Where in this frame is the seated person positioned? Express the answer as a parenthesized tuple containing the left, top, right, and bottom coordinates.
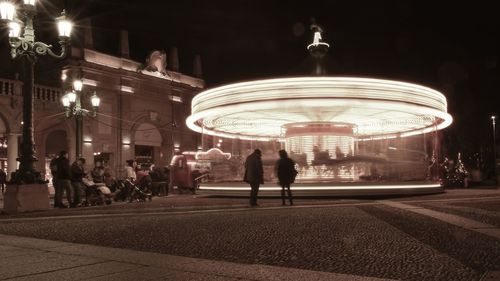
(135, 165, 152, 189)
(91, 166, 105, 183)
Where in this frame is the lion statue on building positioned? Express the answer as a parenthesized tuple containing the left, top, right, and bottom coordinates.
(140, 50, 168, 76)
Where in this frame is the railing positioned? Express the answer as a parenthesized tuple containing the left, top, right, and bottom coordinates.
(33, 84, 62, 103)
(0, 78, 62, 103)
(0, 79, 15, 96)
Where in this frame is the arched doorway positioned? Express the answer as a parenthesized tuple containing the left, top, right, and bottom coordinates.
(134, 123, 162, 169)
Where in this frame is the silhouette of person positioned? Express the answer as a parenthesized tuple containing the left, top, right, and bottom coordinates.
(70, 157, 86, 207)
(54, 150, 73, 208)
(275, 150, 297, 206)
(0, 168, 6, 194)
(244, 149, 264, 207)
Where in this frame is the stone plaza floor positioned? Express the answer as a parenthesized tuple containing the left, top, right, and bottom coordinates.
(0, 188, 500, 280)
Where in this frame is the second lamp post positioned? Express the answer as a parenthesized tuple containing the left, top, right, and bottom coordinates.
(62, 79, 100, 159)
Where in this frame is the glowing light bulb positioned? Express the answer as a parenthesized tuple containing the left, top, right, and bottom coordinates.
(0, 2, 16, 21)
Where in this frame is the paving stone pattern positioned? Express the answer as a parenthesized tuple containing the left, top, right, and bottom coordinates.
(412, 201, 500, 227)
(361, 204, 500, 280)
(1, 204, 498, 280)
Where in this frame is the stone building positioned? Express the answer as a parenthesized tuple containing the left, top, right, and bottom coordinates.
(0, 28, 204, 180)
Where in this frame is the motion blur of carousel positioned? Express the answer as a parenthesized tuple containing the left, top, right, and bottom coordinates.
(182, 22, 452, 196)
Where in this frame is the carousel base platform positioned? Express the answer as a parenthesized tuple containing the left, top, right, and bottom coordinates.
(197, 181, 443, 197)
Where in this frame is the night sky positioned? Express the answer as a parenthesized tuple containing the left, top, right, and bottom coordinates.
(1, 0, 499, 161)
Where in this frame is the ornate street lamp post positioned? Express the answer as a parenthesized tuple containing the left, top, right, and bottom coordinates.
(61, 79, 100, 159)
(1, 0, 72, 184)
(492, 115, 497, 185)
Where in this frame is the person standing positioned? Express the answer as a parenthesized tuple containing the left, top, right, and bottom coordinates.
(244, 149, 264, 207)
(275, 150, 297, 206)
(0, 168, 6, 194)
(70, 158, 86, 207)
(54, 151, 73, 208)
(124, 160, 137, 182)
(49, 155, 60, 208)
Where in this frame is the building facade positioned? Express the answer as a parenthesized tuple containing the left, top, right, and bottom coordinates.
(0, 30, 204, 180)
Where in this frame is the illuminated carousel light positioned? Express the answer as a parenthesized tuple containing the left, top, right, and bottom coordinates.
(187, 76, 451, 195)
(185, 20, 453, 195)
(187, 77, 452, 141)
(199, 183, 442, 191)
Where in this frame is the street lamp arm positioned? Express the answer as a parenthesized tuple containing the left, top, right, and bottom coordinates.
(89, 109, 97, 117)
(8, 39, 23, 59)
(9, 38, 68, 60)
(33, 40, 68, 59)
(65, 107, 97, 118)
(76, 108, 93, 117)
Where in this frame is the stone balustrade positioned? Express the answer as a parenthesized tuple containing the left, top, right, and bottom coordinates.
(0, 78, 15, 96)
(0, 78, 62, 103)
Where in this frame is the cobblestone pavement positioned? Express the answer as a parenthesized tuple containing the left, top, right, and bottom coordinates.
(1, 187, 499, 219)
(1, 189, 500, 280)
(0, 194, 371, 219)
(0, 234, 389, 281)
(360, 204, 500, 280)
(412, 199, 500, 227)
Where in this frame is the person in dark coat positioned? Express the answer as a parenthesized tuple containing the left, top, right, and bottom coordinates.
(54, 150, 73, 208)
(70, 158, 86, 207)
(0, 168, 6, 194)
(244, 149, 264, 206)
(275, 150, 297, 206)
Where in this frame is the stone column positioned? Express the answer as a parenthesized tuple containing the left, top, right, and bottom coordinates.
(119, 30, 130, 59)
(7, 133, 19, 181)
(169, 47, 179, 72)
(193, 55, 202, 78)
(82, 18, 94, 49)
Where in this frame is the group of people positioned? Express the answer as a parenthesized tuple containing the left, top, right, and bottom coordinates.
(50, 151, 82, 208)
(47, 148, 295, 208)
(124, 159, 169, 196)
(50, 150, 117, 208)
(244, 149, 298, 207)
(49, 151, 171, 208)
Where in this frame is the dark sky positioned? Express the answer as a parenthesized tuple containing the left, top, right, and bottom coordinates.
(1, 0, 499, 158)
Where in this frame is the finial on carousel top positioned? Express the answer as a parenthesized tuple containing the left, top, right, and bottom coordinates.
(307, 18, 330, 51)
(307, 18, 330, 75)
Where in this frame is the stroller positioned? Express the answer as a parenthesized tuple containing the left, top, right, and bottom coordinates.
(123, 176, 153, 203)
(109, 179, 130, 202)
(82, 178, 113, 206)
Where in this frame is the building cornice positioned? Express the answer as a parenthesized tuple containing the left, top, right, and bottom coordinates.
(72, 48, 204, 89)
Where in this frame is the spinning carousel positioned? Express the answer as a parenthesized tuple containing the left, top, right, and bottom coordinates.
(186, 25, 452, 196)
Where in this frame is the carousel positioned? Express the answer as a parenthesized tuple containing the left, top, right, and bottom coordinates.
(186, 25, 452, 196)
